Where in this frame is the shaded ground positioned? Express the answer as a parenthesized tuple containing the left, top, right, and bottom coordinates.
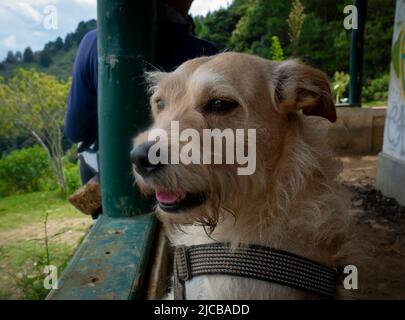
(0, 217, 90, 247)
(339, 156, 405, 299)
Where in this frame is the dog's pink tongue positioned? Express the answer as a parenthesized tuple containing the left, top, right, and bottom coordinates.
(155, 190, 183, 205)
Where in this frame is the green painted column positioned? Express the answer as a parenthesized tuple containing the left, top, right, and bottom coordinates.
(98, 0, 156, 217)
(349, 0, 368, 106)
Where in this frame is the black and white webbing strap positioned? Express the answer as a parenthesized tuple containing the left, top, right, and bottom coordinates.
(173, 243, 338, 299)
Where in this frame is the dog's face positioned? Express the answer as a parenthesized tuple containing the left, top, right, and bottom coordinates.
(131, 52, 335, 226)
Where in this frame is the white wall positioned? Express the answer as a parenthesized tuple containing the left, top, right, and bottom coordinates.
(383, 0, 405, 161)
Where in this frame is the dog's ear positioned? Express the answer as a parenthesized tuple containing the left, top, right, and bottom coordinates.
(144, 71, 168, 94)
(272, 60, 336, 123)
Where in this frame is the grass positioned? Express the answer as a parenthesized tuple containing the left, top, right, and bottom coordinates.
(0, 190, 81, 231)
(0, 190, 90, 299)
(0, 241, 74, 299)
(362, 101, 387, 107)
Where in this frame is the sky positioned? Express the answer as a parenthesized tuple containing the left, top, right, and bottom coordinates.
(0, 0, 231, 61)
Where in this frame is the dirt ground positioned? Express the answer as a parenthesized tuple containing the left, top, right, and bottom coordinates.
(339, 156, 405, 299)
(0, 217, 91, 247)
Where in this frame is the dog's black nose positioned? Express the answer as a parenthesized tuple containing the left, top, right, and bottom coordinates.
(130, 141, 162, 176)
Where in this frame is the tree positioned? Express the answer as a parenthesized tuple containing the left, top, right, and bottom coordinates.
(195, 0, 249, 51)
(75, 19, 97, 44)
(6, 51, 16, 64)
(64, 33, 75, 51)
(15, 51, 23, 62)
(23, 47, 34, 63)
(39, 50, 52, 67)
(54, 37, 64, 51)
(189, 0, 394, 81)
(230, 0, 273, 52)
(287, 0, 306, 56)
(0, 70, 71, 195)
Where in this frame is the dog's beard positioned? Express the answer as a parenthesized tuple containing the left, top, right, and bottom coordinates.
(133, 162, 245, 233)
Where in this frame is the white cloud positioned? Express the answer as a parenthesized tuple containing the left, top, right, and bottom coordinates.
(20, 0, 58, 5)
(1, 35, 17, 49)
(16, 2, 42, 23)
(73, 0, 96, 7)
(0, 0, 97, 59)
(190, 0, 231, 16)
(0, 1, 42, 24)
(32, 31, 46, 37)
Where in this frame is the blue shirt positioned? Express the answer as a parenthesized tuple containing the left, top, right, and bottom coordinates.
(64, 27, 218, 146)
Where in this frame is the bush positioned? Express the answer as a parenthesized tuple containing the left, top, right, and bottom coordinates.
(65, 144, 78, 164)
(0, 145, 53, 197)
(333, 71, 350, 104)
(64, 164, 81, 195)
(362, 74, 390, 103)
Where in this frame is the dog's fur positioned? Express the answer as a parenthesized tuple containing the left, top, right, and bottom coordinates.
(133, 52, 361, 299)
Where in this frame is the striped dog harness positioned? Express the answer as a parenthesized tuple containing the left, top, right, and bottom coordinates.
(173, 243, 339, 299)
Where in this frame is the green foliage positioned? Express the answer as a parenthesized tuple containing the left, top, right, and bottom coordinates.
(1, 68, 70, 134)
(362, 74, 390, 103)
(251, 35, 285, 60)
(196, 0, 393, 82)
(333, 71, 350, 104)
(15, 51, 22, 62)
(11, 248, 52, 300)
(0, 19, 96, 80)
(0, 145, 52, 197)
(0, 69, 71, 195)
(65, 144, 78, 164)
(23, 47, 34, 63)
(363, 0, 395, 80)
(64, 164, 81, 195)
(0, 190, 83, 230)
(270, 36, 284, 61)
(287, 0, 306, 56)
(64, 34, 75, 51)
(54, 37, 64, 51)
(230, 0, 291, 54)
(39, 50, 52, 67)
(1, 238, 76, 299)
(6, 51, 16, 64)
(195, 0, 249, 51)
(0, 190, 89, 299)
(75, 20, 96, 45)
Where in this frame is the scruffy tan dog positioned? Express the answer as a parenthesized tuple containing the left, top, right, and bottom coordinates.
(131, 52, 358, 299)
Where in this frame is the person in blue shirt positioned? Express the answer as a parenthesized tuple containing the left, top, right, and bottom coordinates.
(64, 0, 218, 206)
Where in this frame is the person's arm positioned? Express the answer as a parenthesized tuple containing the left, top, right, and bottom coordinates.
(64, 30, 98, 144)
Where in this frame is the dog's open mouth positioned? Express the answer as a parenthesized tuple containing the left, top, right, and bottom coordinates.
(155, 189, 206, 213)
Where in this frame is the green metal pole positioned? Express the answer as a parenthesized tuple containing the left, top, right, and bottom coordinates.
(349, 0, 368, 106)
(98, 0, 155, 217)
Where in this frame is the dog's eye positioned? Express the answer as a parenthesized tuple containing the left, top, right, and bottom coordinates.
(155, 98, 165, 112)
(204, 99, 238, 114)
